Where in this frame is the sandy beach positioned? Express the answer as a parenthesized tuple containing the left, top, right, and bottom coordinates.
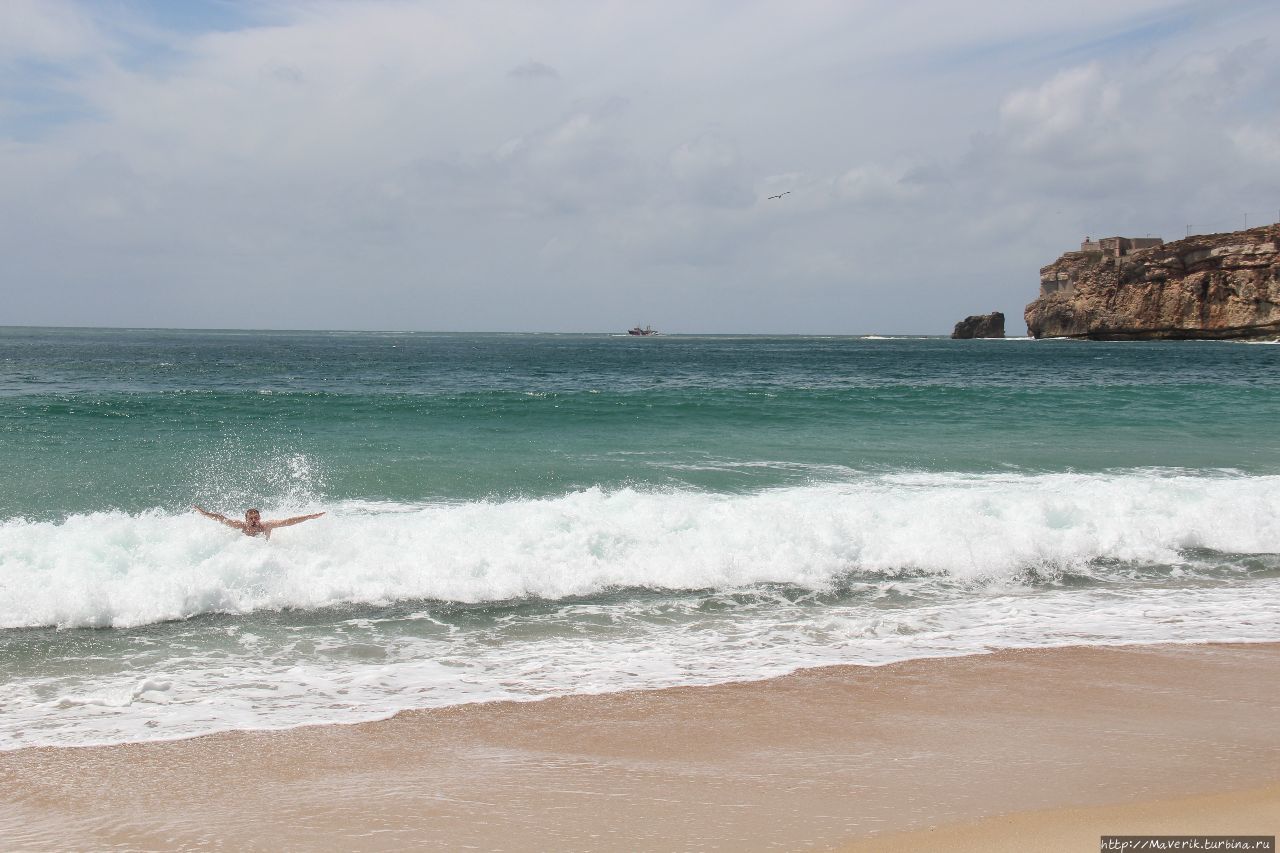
(2, 642, 1277, 851)
(840, 782, 1280, 852)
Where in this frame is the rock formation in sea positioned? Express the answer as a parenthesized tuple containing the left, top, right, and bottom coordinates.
(951, 312, 1005, 339)
(1025, 225, 1280, 339)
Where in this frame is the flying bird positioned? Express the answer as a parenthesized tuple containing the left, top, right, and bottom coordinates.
(767, 191, 792, 200)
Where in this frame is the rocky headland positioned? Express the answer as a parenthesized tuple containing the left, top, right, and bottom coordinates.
(1025, 225, 1280, 339)
(952, 312, 1005, 339)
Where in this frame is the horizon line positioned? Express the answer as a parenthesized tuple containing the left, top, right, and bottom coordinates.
(0, 323, 973, 337)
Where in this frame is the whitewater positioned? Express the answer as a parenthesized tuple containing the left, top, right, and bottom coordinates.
(3, 470, 1279, 750)
(4, 471, 1280, 630)
(3, 329, 1279, 750)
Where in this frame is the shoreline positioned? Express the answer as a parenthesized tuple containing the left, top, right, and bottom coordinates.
(3, 641, 1278, 850)
(7, 637, 1279, 755)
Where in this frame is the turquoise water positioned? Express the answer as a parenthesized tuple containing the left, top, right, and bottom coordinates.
(2, 328, 1279, 748)
(5, 328, 1280, 518)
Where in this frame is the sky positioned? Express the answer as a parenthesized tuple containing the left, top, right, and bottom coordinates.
(1, 0, 1278, 334)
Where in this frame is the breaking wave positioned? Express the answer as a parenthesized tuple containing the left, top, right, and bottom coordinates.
(3, 470, 1279, 629)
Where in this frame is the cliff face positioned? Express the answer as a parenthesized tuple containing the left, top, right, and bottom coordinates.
(1025, 225, 1280, 339)
(952, 312, 1005, 339)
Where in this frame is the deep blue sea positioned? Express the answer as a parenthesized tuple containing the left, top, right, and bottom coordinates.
(2, 328, 1279, 748)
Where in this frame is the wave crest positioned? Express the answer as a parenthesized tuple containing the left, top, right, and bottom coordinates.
(2, 471, 1278, 629)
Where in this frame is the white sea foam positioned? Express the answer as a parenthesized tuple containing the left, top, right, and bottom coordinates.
(3, 580, 1278, 751)
(4, 470, 1280, 750)
(2, 471, 1279, 630)
(54, 679, 173, 709)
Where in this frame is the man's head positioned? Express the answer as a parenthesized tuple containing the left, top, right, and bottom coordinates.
(245, 508, 262, 524)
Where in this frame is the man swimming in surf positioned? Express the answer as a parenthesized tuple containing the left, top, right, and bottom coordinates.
(193, 506, 325, 540)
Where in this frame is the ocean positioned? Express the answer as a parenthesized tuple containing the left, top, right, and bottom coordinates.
(2, 327, 1279, 750)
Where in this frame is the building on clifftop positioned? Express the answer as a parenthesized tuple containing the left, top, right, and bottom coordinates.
(1039, 235, 1164, 297)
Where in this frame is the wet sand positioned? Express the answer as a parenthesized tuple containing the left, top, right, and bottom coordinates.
(2, 643, 1278, 851)
(839, 782, 1280, 852)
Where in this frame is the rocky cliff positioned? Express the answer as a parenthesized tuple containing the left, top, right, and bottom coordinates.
(1025, 225, 1280, 339)
(952, 312, 1005, 339)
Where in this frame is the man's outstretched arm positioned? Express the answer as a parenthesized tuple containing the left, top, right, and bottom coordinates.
(193, 506, 242, 529)
(266, 511, 326, 530)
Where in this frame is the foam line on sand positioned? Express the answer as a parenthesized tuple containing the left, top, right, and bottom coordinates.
(1, 643, 1277, 851)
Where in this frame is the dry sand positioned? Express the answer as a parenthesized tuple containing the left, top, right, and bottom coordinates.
(2, 643, 1277, 851)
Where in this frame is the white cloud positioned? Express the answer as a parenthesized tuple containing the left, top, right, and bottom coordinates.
(1232, 123, 1280, 166)
(834, 163, 925, 205)
(999, 64, 1119, 156)
(0, 0, 105, 63)
(1, 1, 1278, 332)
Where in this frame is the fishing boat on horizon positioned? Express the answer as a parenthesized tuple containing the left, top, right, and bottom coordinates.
(627, 324, 658, 336)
